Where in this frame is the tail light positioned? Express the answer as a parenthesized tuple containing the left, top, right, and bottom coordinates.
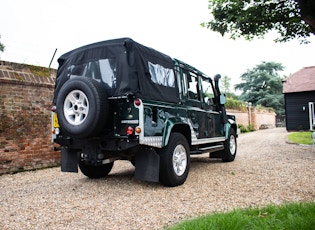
(126, 126, 134, 135)
(134, 99, 141, 106)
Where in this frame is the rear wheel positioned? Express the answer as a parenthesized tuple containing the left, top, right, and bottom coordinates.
(158, 133, 190, 187)
(79, 161, 114, 179)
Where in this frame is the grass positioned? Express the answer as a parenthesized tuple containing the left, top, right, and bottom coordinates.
(24, 64, 51, 77)
(166, 202, 315, 230)
(288, 131, 314, 145)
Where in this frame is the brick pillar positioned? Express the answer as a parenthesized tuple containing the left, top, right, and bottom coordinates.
(251, 107, 257, 129)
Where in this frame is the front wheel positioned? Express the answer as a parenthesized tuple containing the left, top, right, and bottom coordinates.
(222, 128, 237, 162)
(157, 133, 190, 187)
(79, 161, 114, 179)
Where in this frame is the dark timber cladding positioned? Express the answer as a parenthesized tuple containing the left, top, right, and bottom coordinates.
(283, 66, 315, 131)
(285, 91, 315, 130)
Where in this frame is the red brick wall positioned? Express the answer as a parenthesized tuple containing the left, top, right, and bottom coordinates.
(227, 108, 276, 130)
(0, 62, 60, 174)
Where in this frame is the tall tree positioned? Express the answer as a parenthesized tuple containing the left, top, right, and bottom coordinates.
(0, 34, 5, 52)
(202, 0, 315, 43)
(235, 62, 285, 115)
(220, 75, 239, 99)
(220, 75, 231, 93)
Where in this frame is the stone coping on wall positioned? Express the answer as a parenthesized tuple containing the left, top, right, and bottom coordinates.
(227, 108, 276, 115)
(0, 60, 56, 88)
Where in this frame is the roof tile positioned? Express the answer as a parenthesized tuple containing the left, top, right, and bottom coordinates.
(283, 66, 315, 93)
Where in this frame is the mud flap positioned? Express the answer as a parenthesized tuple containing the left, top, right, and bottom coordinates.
(134, 149, 160, 182)
(61, 148, 78, 172)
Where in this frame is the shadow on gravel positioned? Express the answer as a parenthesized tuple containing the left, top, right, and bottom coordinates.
(78, 168, 135, 182)
(191, 156, 223, 163)
(75, 156, 225, 187)
(189, 156, 224, 169)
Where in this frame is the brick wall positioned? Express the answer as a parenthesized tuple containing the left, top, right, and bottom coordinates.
(251, 108, 276, 129)
(0, 61, 60, 174)
(227, 108, 276, 130)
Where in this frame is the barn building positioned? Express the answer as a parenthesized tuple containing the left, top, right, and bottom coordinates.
(283, 66, 315, 131)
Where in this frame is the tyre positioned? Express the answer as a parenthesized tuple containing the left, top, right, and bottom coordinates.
(158, 133, 190, 187)
(79, 161, 114, 179)
(221, 128, 237, 162)
(56, 77, 108, 138)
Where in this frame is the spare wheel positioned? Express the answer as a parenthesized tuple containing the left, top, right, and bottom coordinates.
(56, 77, 108, 138)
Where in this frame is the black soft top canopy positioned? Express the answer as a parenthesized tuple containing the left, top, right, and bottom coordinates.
(54, 38, 179, 103)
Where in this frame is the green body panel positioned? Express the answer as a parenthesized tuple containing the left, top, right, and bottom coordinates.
(162, 117, 186, 147)
(107, 95, 234, 148)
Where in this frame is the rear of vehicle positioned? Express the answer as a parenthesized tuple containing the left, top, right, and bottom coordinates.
(51, 38, 237, 187)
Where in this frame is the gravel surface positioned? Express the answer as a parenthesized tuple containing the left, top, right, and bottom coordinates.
(0, 128, 314, 229)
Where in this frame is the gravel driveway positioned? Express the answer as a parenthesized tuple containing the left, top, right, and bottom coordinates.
(0, 128, 314, 229)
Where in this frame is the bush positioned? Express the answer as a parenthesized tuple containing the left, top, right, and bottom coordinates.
(238, 124, 255, 133)
(256, 104, 275, 113)
(226, 97, 247, 111)
(238, 124, 248, 133)
(248, 124, 255, 132)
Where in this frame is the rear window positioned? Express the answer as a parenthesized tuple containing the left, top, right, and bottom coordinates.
(67, 58, 117, 89)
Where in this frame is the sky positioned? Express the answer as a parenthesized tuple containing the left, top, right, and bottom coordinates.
(1, 0, 315, 89)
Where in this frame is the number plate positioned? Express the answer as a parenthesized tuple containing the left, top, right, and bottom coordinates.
(53, 113, 60, 128)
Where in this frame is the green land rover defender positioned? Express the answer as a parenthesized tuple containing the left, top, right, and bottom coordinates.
(51, 38, 237, 187)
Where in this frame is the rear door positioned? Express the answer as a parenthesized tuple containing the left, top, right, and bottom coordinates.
(184, 71, 206, 138)
(200, 76, 223, 138)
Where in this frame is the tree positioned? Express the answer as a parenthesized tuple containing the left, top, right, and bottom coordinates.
(220, 75, 231, 93)
(0, 34, 5, 52)
(220, 75, 239, 100)
(202, 0, 315, 43)
(235, 61, 285, 115)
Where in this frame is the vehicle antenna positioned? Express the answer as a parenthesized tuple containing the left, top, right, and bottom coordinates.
(49, 48, 58, 68)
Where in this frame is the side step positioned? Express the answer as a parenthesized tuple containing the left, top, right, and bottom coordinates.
(191, 144, 224, 154)
(199, 144, 224, 152)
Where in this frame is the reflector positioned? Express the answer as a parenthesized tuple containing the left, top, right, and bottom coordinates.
(135, 127, 141, 134)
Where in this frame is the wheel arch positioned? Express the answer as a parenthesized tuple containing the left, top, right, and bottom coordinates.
(162, 119, 191, 147)
(228, 118, 238, 137)
(231, 123, 237, 137)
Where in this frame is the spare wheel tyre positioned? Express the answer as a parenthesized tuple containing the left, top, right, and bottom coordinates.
(56, 77, 108, 138)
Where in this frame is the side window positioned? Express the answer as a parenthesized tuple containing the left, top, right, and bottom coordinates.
(187, 73, 199, 100)
(175, 69, 183, 98)
(201, 77, 215, 105)
(182, 72, 188, 96)
(148, 62, 175, 88)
